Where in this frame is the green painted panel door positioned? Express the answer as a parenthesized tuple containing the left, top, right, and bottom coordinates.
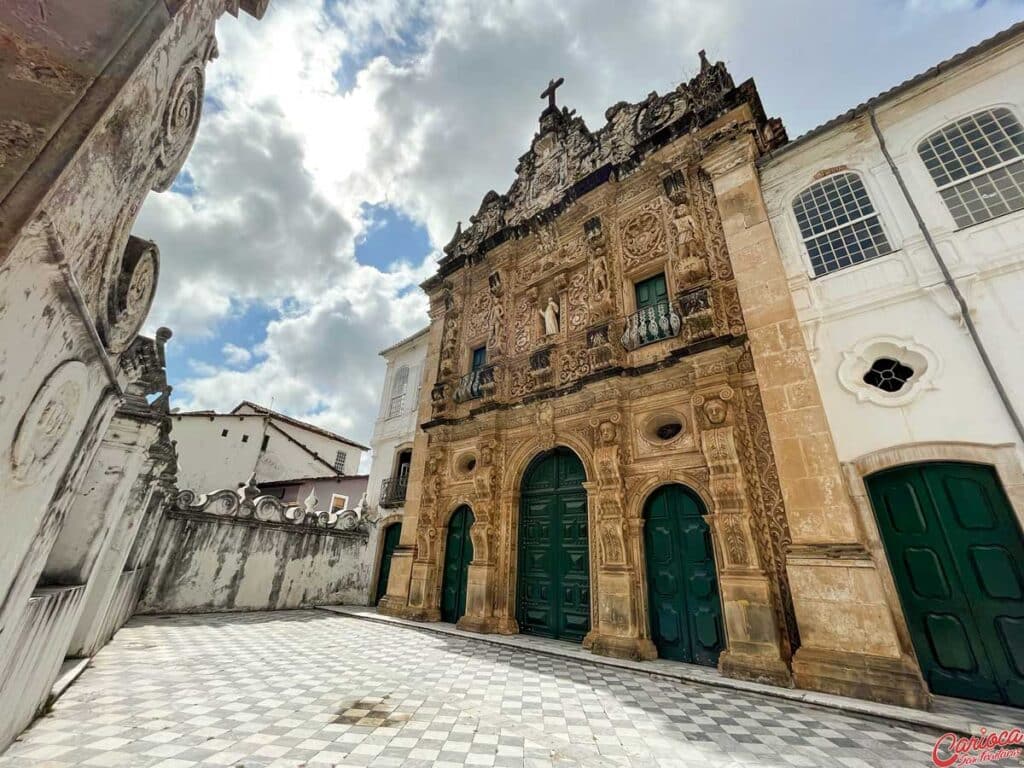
(867, 462, 1024, 706)
(375, 523, 402, 605)
(643, 485, 724, 665)
(517, 448, 590, 642)
(440, 506, 474, 623)
(634, 273, 668, 310)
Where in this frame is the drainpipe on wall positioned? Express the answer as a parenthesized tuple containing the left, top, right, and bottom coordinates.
(867, 109, 1024, 446)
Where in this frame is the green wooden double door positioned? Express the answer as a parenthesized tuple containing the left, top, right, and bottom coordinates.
(374, 523, 402, 605)
(867, 462, 1024, 706)
(440, 506, 474, 623)
(517, 449, 591, 642)
(643, 485, 724, 665)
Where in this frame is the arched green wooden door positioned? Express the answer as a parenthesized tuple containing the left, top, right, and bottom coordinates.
(517, 448, 590, 641)
(440, 506, 474, 623)
(643, 485, 724, 666)
(867, 462, 1024, 706)
(375, 523, 402, 605)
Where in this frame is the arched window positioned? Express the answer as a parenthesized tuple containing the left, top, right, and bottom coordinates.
(387, 366, 409, 418)
(917, 107, 1024, 228)
(792, 172, 892, 276)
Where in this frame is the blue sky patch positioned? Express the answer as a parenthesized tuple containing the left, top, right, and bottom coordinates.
(165, 301, 280, 393)
(354, 203, 432, 270)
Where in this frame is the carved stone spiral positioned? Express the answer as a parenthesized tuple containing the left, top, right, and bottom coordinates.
(152, 57, 205, 192)
(104, 236, 159, 354)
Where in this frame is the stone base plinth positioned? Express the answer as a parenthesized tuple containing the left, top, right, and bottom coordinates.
(375, 596, 405, 617)
(792, 646, 929, 709)
(587, 632, 658, 661)
(456, 615, 506, 634)
(719, 648, 793, 687)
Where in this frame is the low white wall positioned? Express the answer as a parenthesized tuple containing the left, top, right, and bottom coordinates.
(137, 488, 377, 613)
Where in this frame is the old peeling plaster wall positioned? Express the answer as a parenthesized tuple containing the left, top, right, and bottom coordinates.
(137, 515, 375, 613)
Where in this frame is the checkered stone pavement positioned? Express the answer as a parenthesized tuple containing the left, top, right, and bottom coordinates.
(0, 610, 962, 767)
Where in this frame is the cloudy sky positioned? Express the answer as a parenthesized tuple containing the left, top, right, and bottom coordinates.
(140, 0, 1023, 469)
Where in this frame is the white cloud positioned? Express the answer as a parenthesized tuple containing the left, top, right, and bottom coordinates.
(140, 0, 1024, 452)
(222, 343, 253, 367)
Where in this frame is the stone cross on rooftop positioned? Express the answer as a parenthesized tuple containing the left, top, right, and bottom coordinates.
(540, 77, 565, 110)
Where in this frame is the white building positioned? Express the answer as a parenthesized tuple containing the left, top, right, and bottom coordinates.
(364, 328, 429, 604)
(172, 401, 368, 493)
(759, 22, 1024, 707)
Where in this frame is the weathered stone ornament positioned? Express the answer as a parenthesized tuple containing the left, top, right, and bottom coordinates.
(11, 360, 89, 484)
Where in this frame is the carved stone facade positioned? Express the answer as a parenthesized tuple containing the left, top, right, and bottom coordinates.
(0, 0, 267, 749)
(381, 55, 799, 686)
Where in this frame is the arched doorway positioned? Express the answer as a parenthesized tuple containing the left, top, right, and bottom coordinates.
(440, 506, 474, 623)
(375, 522, 402, 605)
(516, 447, 590, 642)
(867, 462, 1024, 706)
(643, 484, 724, 666)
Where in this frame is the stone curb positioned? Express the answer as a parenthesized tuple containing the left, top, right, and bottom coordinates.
(318, 605, 1010, 738)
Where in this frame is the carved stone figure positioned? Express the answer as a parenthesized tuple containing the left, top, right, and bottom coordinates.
(540, 296, 560, 336)
(489, 300, 505, 353)
(704, 397, 728, 425)
(591, 254, 609, 299)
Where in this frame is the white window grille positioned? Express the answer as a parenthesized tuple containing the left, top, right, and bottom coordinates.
(792, 172, 892, 276)
(334, 450, 346, 474)
(918, 107, 1024, 228)
(387, 366, 409, 418)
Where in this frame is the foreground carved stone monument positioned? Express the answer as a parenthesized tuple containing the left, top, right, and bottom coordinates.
(0, 0, 267, 749)
(381, 53, 928, 707)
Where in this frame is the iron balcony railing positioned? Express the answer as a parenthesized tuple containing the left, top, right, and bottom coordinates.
(379, 475, 408, 508)
(620, 299, 682, 350)
(453, 364, 495, 403)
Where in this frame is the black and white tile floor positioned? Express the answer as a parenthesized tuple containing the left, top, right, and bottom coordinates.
(0, 610, 1007, 767)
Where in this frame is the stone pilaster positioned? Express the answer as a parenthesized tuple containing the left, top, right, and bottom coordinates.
(692, 370, 792, 686)
(702, 135, 927, 707)
(584, 417, 657, 661)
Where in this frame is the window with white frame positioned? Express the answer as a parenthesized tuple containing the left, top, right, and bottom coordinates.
(329, 494, 349, 513)
(387, 366, 409, 418)
(917, 107, 1024, 228)
(334, 450, 346, 473)
(792, 172, 893, 277)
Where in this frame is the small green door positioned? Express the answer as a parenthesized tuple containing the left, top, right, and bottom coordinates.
(867, 462, 1024, 706)
(440, 506, 474, 623)
(517, 448, 590, 642)
(634, 273, 668, 310)
(375, 523, 402, 605)
(643, 485, 724, 665)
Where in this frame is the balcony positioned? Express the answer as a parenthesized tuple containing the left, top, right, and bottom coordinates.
(620, 300, 682, 350)
(453, 364, 495, 403)
(379, 475, 408, 508)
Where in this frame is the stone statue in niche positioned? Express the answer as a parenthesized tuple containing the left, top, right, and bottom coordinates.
(489, 300, 505, 353)
(672, 201, 710, 285)
(540, 296, 560, 336)
(664, 172, 710, 287)
(439, 314, 458, 376)
(591, 254, 609, 299)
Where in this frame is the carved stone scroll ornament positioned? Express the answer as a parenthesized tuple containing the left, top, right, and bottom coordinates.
(173, 476, 375, 533)
(103, 236, 159, 354)
(152, 42, 217, 192)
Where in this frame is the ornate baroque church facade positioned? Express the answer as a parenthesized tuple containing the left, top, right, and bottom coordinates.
(380, 54, 928, 706)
